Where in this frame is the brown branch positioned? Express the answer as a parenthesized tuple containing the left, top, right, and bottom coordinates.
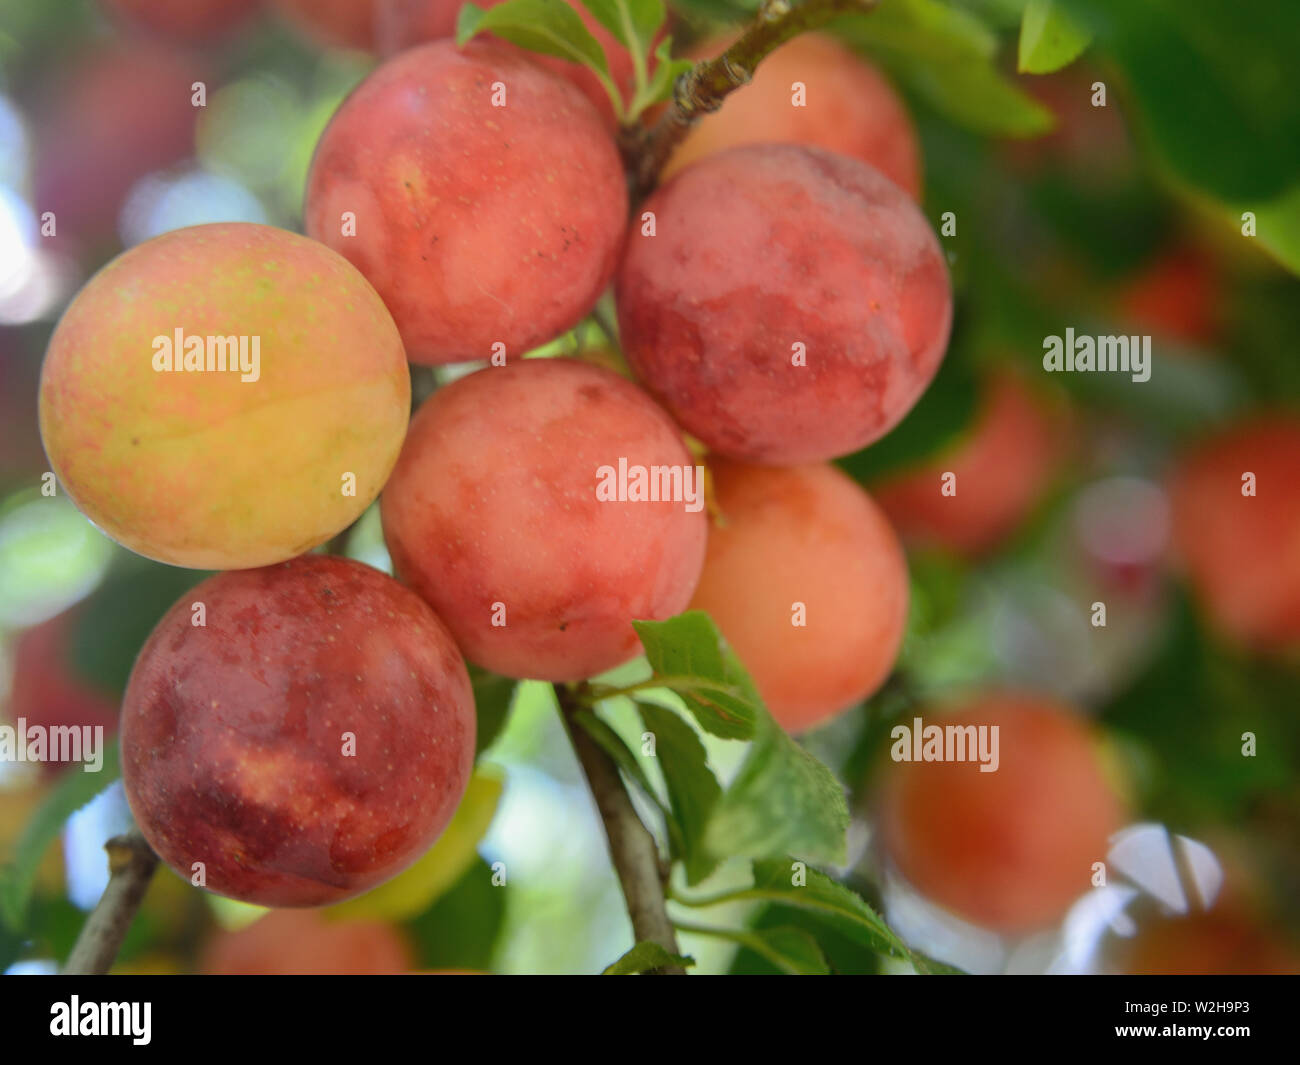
(62, 829, 159, 975)
(623, 0, 881, 198)
(554, 683, 685, 974)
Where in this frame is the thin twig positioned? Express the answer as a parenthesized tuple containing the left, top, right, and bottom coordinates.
(623, 0, 880, 198)
(63, 829, 159, 975)
(554, 683, 685, 974)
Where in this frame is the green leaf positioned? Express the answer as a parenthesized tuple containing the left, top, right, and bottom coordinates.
(633, 613, 848, 868)
(468, 665, 516, 757)
(748, 859, 914, 963)
(1231, 185, 1300, 279)
(1018, 0, 1091, 73)
(633, 36, 694, 112)
(834, 0, 1054, 137)
(602, 940, 695, 974)
(632, 613, 758, 739)
(635, 701, 721, 884)
(1057, 0, 1300, 200)
(579, 0, 662, 55)
(728, 903, 883, 974)
(718, 924, 830, 974)
(456, 0, 622, 118)
(0, 744, 121, 929)
(404, 856, 507, 972)
(705, 729, 848, 867)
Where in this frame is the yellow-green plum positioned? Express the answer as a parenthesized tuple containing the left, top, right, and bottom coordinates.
(39, 222, 409, 569)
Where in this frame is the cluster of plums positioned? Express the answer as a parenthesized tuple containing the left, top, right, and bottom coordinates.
(30, 0, 1300, 951)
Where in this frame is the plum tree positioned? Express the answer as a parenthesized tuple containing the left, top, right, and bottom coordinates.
(98, 0, 262, 43)
(663, 34, 921, 197)
(304, 40, 627, 365)
(202, 910, 414, 974)
(688, 460, 908, 733)
(876, 692, 1123, 933)
(617, 144, 951, 465)
(375, 0, 641, 127)
(272, 0, 377, 50)
(33, 42, 204, 245)
(871, 371, 1066, 558)
(381, 358, 707, 681)
(38, 222, 409, 570)
(121, 555, 475, 907)
(1168, 414, 1300, 654)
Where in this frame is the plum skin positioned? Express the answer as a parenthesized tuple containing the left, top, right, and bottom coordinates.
(98, 0, 261, 43)
(688, 460, 908, 733)
(381, 358, 707, 681)
(872, 371, 1066, 558)
(38, 222, 409, 570)
(1168, 415, 1300, 653)
(120, 556, 475, 908)
(202, 910, 414, 974)
(304, 40, 628, 365)
(617, 143, 952, 465)
(876, 693, 1123, 933)
(664, 33, 922, 198)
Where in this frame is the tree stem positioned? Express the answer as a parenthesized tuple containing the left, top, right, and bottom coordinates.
(63, 829, 159, 975)
(624, 0, 880, 198)
(554, 683, 685, 974)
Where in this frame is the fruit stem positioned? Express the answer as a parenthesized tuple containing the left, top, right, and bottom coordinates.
(62, 828, 159, 975)
(554, 682, 686, 973)
(624, 0, 881, 198)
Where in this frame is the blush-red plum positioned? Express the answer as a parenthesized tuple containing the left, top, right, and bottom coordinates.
(304, 40, 627, 365)
(120, 556, 475, 907)
(381, 358, 707, 680)
(617, 144, 952, 465)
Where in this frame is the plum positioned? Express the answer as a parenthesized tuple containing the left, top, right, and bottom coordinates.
(381, 357, 707, 680)
(39, 222, 409, 570)
(120, 555, 475, 907)
(617, 144, 951, 465)
(304, 40, 627, 365)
